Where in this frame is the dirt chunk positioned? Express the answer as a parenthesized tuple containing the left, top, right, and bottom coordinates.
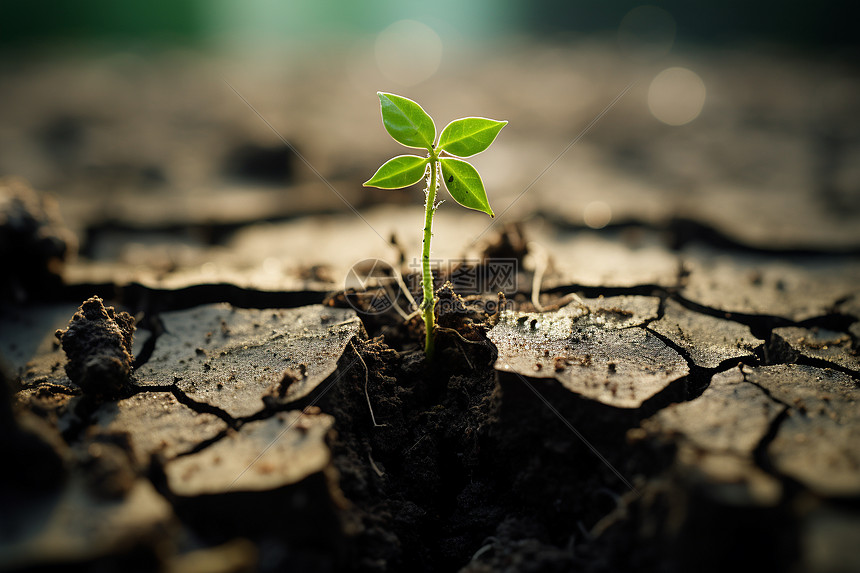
(163, 409, 343, 553)
(435, 282, 468, 327)
(638, 367, 783, 505)
(91, 392, 227, 466)
(649, 298, 763, 368)
(489, 304, 688, 409)
(55, 297, 135, 399)
(136, 304, 360, 418)
(771, 326, 859, 372)
(0, 177, 76, 300)
(743, 364, 860, 497)
(165, 409, 334, 495)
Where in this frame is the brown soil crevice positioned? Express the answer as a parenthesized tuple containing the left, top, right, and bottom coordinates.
(167, 385, 238, 427)
(643, 324, 760, 399)
(131, 312, 163, 370)
(737, 366, 804, 491)
(541, 284, 853, 344)
(764, 331, 860, 379)
(749, 406, 803, 497)
(55, 282, 328, 314)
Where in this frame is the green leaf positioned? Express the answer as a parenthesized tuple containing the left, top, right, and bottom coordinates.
(377, 92, 436, 150)
(438, 117, 507, 157)
(440, 158, 494, 217)
(363, 155, 429, 189)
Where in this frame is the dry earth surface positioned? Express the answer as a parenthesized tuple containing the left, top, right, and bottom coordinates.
(1, 43, 859, 572)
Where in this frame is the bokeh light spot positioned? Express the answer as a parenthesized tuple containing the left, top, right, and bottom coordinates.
(648, 67, 706, 126)
(583, 201, 612, 229)
(375, 20, 442, 87)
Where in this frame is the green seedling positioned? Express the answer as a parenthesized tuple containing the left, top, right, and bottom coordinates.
(364, 92, 507, 359)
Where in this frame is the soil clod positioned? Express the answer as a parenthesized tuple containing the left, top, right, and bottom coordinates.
(55, 296, 136, 400)
(0, 177, 76, 301)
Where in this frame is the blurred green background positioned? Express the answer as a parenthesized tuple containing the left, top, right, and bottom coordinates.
(1, 0, 855, 53)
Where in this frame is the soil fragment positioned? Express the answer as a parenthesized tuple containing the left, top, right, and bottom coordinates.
(136, 304, 361, 418)
(488, 301, 687, 408)
(91, 392, 228, 465)
(743, 364, 860, 497)
(55, 296, 135, 400)
(771, 326, 859, 372)
(0, 177, 76, 300)
(165, 409, 334, 495)
(649, 299, 763, 368)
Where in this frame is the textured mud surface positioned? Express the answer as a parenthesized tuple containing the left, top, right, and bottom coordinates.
(1, 44, 859, 572)
(489, 297, 689, 408)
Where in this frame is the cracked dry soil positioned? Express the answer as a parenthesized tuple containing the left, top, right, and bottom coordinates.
(3, 230, 859, 572)
(2, 46, 860, 573)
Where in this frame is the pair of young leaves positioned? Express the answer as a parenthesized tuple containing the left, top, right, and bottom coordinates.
(363, 92, 506, 218)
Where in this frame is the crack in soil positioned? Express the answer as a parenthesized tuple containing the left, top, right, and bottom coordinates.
(53, 282, 328, 314)
(764, 331, 860, 380)
(166, 385, 238, 427)
(8, 275, 858, 571)
(131, 313, 163, 369)
(544, 284, 856, 347)
(737, 366, 811, 496)
(323, 282, 857, 568)
(645, 324, 759, 401)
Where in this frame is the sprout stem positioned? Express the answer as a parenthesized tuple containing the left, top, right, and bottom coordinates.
(422, 150, 439, 359)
